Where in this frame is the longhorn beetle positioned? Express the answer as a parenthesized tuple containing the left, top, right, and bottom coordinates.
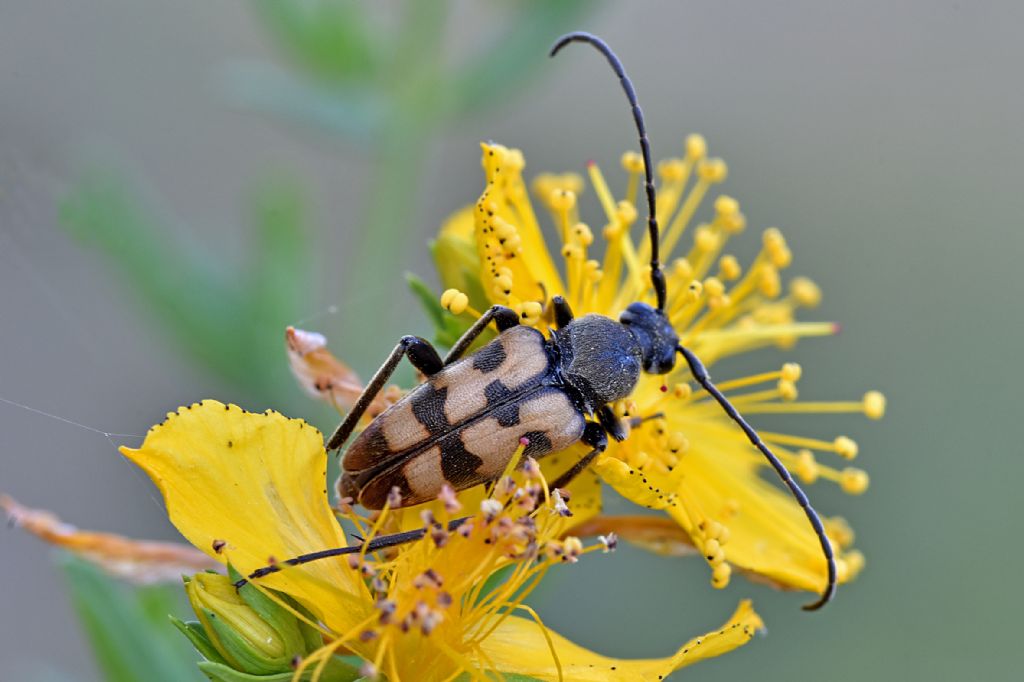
(240, 31, 837, 610)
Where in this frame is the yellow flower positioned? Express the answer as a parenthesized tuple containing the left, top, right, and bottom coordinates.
(432, 140, 883, 599)
(121, 400, 764, 681)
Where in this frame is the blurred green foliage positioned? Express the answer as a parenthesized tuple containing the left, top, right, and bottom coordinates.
(58, 554, 203, 682)
(59, 0, 593, 408)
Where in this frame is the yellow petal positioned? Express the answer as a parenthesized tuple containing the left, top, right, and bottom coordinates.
(665, 421, 841, 593)
(0, 494, 217, 584)
(478, 601, 763, 681)
(120, 400, 369, 632)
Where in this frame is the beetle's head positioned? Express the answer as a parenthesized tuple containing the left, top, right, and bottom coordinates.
(619, 302, 679, 374)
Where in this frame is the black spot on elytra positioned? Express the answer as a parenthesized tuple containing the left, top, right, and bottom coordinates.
(484, 379, 514, 406)
(439, 434, 485, 486)
(492, 402, 520, 428)
(472, 340, 506, 373)
(520, 430, 552, 458)
(411, 384, 451, 436)
(362, 426, 391, 458)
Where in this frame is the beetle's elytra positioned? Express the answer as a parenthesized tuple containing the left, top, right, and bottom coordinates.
(340, 325, 585, 509)
(240, 31, 838, 611)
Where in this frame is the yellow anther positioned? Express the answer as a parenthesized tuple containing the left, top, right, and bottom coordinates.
(763, 227, 785, 250)
(563, 536, 584, 556)
(502, 234, 522, 252)
(863, 391, 886, 419)
(621, 150, 645, 173)
(440, 289, 469, 315)
(703, 276, 725, 298)
(770, 244, 792, 269)
(625, 399, 638, 415)
(686, 279, 703, 302)
(719, 254, 741, 280)
(703, 538, 721, 561)
(708, 294, 731, 311)
(714, 195, 739, 217)
(672, 383, 692, 400)
(834, 436, 859, 460)
(721, 211, 747, 233)
(506, 148, 525, 172)
(795, 449, 818, 484)
(758, 265, 781, 298)
(630, 450, 650, 470)
(703, 520, 725, 542)
(658, 158, 686, 182)
(561, 244, 583, 260)
(572, 222, 594, 246)
(550, 189, 576, 212)
(724, 498, 741, 516)
(694, 224, 720, 252)
(825, 517, 855, 549)
(672, 258, 693, 280)
(844, 549, 866, 578)
(790, 276, 822, 308)
(685, 133, 707, 160)
(615, 200, 637, 226)
(781, 362, 802, 382)
(667, 431, 689, 454)
(497, 266, 513, 280)
(835, 557, 850, 582)
(840, 468, 870, 495)
(612, 400, 628, 418)
(494, 219, 517, 241)
(697, 157, 728, 183)
(519, 301, 543, 325)
(603, 223, 620, 240)
(493, 274, 513, 292)
(711, 562, 731, 588)
(778, 379, 799, 401)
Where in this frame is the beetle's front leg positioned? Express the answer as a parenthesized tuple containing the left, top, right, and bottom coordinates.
(326, 336, 443, 451)
(549, 422, 608, 491)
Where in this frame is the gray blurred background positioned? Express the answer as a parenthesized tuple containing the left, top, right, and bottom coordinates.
(2, 1, 1021, 680)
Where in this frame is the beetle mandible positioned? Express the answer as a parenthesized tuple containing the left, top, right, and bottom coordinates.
(241, 31, 837, 611)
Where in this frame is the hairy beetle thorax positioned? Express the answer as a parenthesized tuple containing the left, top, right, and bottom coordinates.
(554, 314, 642, 408)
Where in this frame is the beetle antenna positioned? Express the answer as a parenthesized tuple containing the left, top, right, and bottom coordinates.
(233, 516, 472, 588)
(550, 32, 667, 312)
(676, 344, 837, 610)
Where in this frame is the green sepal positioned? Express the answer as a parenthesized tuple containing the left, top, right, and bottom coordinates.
(198, 657, 361, 682)
(171, 616, 231, 667)
(229, 566, 312, 666)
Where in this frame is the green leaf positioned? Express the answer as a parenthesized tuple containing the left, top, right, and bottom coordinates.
(58, 553, 202, 682)
(251, 0, 378, 83)
(405, 273, 482, 350)
(218, 62, 384, 143)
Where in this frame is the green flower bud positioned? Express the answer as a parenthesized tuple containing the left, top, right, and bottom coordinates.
(178, 568, 320, 676)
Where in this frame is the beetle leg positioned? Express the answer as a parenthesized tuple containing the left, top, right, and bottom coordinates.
(325, 336, 443, 451)
(443, 304, 519, 364)
(597, 405, 629, 441)
(551, 294, 575, 329)
(549, 422, 607, 490)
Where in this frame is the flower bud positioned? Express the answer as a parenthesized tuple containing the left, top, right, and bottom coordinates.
(176, 569, 320, 676)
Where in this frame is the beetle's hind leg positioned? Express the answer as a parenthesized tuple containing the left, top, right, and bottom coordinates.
(443, 304, 519, 364)
(326, 336, 443, 451)
(549, 422, 607, 490)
